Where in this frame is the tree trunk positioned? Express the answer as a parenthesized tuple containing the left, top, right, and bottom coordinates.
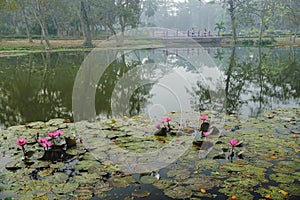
(228, 1, 237, 42)
(13, 11, 20, 34)
(34, 0, 51, 49)
(225, 46, 236, 113)
(79, 1, 92, 47)
(38, 18, 51, 49)
(258, 0, 267, 45)
(21, 7, 32, 43)
(52, 16, 62, 37)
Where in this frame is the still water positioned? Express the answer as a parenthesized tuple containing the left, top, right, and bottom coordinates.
(0, 46, 299, 128)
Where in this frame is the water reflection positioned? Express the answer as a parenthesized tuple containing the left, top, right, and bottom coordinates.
(0, 47, 299, 128)
(189, 46, 300, 117)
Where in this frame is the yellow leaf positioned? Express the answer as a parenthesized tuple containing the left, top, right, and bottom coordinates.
(200, 188, 206, 193)
(231, 195, 237, 200)
(279, 190, 288, 195)
(265, 194, 271, 198)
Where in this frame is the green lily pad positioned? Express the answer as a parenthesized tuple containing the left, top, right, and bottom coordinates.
(256, 185, 287, 200)
(140, 175, 158, 184)
(108, 176, 136, 188)
(73, 173, 100, 185)
(153, 179, 175, 190)
(45, 172, 69, 184)
(279, 183, 300, 197)
(132, 190, 150, 198)
(269, 173, 296, 184)
(52, 181, 79, 194)
(218, 185, 254, 199)
(164, 186, 192, 199)
(74, 160, 100, 171)
(167, 169, 190, 180)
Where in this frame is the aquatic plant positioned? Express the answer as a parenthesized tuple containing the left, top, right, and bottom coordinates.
(200, 115, 207, 121)
(155, 117, 173, 136)
(228, 139, 238, 162)
(199, 115, 210, 138)
(155, 124, 161, 129)
(228, 139, 238, 148)
(202, 131, 211, 137)
(17, 138, 27, 158)
(38, 137, 52, 150)
(48, 132, 58, 138)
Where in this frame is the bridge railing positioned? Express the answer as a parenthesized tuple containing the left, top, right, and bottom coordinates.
(151, 30, 220, 39)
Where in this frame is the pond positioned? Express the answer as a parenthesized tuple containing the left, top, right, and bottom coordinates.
(0, 45, 299, 199)
(0, 46, 299, 128)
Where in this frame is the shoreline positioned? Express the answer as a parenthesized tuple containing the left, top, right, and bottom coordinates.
(0, 38, 299, 55)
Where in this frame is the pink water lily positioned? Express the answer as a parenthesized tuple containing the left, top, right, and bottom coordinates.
(228, 139, 238, 147)
(200, 115, 207, 121)
(162, 117, 171, 123)
(38, 138, 49, 144)
(54, 130, 64, 136)
(48, 131, 58, 138)
(202, 131, 211, 137)
(155, 124, 161, 129)
(17, 138, 27, 146)
(42, 140, 52, 148)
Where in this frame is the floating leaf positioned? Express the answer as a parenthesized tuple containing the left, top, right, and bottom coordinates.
(132, 190, 150, 198)
(140, 176, 157, 184)
(164, 186, 192, 199)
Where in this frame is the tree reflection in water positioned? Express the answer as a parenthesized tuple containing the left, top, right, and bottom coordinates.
(189, 46, 300, 118)
(0, 47, 299, 128)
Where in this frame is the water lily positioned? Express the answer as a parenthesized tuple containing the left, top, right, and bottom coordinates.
(155, 124, 161, 129)
(228, 139, 238, 162)
(202, 131, 211, 137)
(200, 115, 207, 121)
(162, 117, 171, 123)
(48, 131, 58, 138)
(228, 139, 238, 147)
(38, 137, 49, 144)
(17, 138, 27, 146)
(42, 140, 52, 150)
(17, 138, 27, 158)
(54, 130, 64, 137)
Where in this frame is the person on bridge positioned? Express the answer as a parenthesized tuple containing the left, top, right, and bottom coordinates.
(192, 28, 195, 37)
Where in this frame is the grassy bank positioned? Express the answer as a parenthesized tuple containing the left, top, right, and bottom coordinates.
(0, 37, 299, 55)
(0, 38, 164, 54)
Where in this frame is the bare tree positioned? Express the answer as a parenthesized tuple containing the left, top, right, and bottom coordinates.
(33, 0, 51, 49)
(78, 1, 92, 47)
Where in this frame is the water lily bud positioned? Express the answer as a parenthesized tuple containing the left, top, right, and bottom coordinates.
(200, 115, 207, 121)
(17, 138, 27, 146)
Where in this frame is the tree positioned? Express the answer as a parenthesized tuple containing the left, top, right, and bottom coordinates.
(211, 0, 247, 42)
(16, 0, 33, 42)
(285, 0, 300, 43)
(97, 0, 141, 43)
(242, 0, 278, 45)
(78, 1, 92, 47)
(214, 21, 226, 36)
(32, 0, 51, 49)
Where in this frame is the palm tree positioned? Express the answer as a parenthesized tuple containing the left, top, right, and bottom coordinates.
(214, 21, 226, 36)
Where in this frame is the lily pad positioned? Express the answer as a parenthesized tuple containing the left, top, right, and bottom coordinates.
(269, 173, 296, 184)
(164, 186, 192, 199)
(140, 175, 158, 184)
(167, 169, 190, 180)
(108, 176, 135, 188)
(52, 181, 79, 194)
(132, 190, 150, 198)
(153, 179, 175, 190)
